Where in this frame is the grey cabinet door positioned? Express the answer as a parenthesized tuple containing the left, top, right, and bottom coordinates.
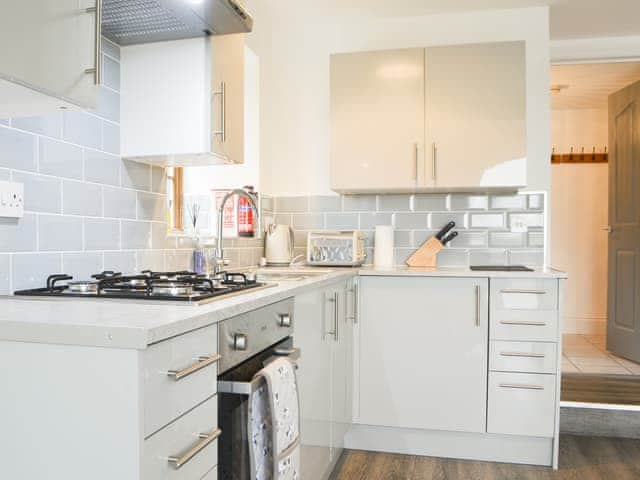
(0, 0, 99, 110)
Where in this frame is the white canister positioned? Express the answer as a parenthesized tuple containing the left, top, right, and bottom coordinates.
(373, 225, 394, 267)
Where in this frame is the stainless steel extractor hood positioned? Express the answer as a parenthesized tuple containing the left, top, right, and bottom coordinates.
(101, 0, 253, 46)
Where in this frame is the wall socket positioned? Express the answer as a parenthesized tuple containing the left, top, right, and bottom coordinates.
(0, 180, 24, 218)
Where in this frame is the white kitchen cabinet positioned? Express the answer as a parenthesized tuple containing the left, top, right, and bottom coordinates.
(330, 48, 425, 192)
(358, 276, 488, 433)
(0, 0, 100, 117)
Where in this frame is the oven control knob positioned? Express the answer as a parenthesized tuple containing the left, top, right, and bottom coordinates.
(279, 314, 292, 328)
(233, 333, 247, 351)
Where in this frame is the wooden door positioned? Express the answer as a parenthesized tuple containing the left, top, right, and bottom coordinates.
(426, 42, 526, 189)
(330, 48, 425, 192)
(607, 81, 640, 362)
(358, 276, 488, 433)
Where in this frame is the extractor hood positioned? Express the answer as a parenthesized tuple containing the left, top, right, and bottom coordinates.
(101, 0, 253, 46)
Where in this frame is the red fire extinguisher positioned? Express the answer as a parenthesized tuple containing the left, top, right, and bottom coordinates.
(238, 185, 255, 237)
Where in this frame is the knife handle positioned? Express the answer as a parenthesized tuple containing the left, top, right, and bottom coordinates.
(436, 221, 456, 240)
(442, 231, 459, 245)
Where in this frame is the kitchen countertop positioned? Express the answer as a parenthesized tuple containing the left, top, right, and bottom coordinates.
(0, 265, 565, 350)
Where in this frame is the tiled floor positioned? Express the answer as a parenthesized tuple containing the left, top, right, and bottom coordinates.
(562, 334, 640, 375)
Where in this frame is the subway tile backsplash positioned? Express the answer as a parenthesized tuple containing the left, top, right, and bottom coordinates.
(272, 192, 545, 267)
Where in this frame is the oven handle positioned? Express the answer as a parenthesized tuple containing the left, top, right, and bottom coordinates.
(217, 347, 301, 396)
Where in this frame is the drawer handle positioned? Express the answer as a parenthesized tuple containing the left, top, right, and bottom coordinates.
(500, 320, 547, 326)
(500, 289, 547, 295)
(500, 351, 545, 359)
(168, 428, 222, 469)
(167, 354, 221, 381)
(499, 383, 544, 391)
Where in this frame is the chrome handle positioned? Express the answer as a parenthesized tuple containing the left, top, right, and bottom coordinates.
(500, 351, 545, 359)
(500, 320, 547, 326)
(431, 142, 437, 181)
(603, 226, 613, 233)
(168, 428, 222, 469)
(413, 143, 419, 185)
(84, 0, 102, 85)
(499, 383, 544, 391)
(334, 291, 339, 342)
(279, 313, 292, 328)
(500, 289, 547, 295)
(474, 285, 481, 327)
(212, 82, 226, 142)
(349, 282, 358, 324)
(325, 296, 336, 339)
(233, 333, 247, 351)
(167, 354, 221, 381)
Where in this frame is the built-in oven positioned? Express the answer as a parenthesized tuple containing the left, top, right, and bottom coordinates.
(217, 298, 298, 480)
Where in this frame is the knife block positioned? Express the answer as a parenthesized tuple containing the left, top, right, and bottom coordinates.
(405, 236, 443, 268)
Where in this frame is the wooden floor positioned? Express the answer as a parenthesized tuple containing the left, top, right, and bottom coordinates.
(331, 435, 640, 479)
(561, 373, 640, 405)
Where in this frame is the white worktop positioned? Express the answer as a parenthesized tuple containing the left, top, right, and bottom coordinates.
(0, 265, 565, 349)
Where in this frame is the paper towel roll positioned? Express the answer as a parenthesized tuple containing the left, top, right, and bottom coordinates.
(374, 225, 394, 267)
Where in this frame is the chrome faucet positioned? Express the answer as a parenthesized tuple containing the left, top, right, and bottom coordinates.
(214, 188, 260, 274)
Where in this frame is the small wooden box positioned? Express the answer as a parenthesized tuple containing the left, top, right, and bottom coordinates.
(406, 237, 443, 268)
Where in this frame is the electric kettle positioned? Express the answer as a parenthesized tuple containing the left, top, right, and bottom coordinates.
(264, 224, 295, 265)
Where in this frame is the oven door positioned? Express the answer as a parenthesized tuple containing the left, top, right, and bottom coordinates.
(217, 338, 300, 480)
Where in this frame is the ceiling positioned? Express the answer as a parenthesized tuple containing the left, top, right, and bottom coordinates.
(299, 0, 640, 40)
(551, 62, 640, 109)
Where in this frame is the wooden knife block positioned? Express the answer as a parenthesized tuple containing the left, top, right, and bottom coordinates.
(406, 236, 443, 268)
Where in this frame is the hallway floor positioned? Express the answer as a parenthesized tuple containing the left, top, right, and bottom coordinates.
(562, 334, 640, 375)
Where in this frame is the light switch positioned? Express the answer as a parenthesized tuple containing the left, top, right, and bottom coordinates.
(0, 180, 24, 218)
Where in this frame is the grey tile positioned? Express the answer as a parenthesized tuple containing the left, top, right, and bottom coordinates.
(104, 251, 136, 274)
(0, 215, 37, 252)
(395, 213, 428, 230)
(394, 230, 412, 248)
(63, 180, 102, 216)
(84, 218, 120, 251)
(11, 114, 62, 138)
(175, 236, 195, 249)
(412, 229, 440, 247)
(361, 230, 374, 248)
(293, 231, 308, 248)
(96, 87, 120, 123)
(122, 221, 152, 249)
(413, 194, 447, 212)
(137, 250, 164, 272)
(509, 213, 544, 229)
(528, 231, 544, 248)
(261, 196, 274, 212)
(0, 168, 9, 181)
(102, 122, 120, 154)
(122, 159, 151, 191)
(342, 195, 376, 212)
(325, 213, 359, 230)
(449, 231, 488, 248)
(38, 137, 83, 179)
(102, 55, 121, 91)
(528, 194, 545, 210)
(450, 194, 488, 211)
(166, 250, 192, 271)
(509, 250, 544, 267)
(63, 252, 103, 280)
(395, 248, 415, 266)
(470, 213, 505, 229)
(275, 196, 308, 213)
(489, 232, 527, 248)
(430, 212, 466, 230)
(0, 254, 10, 294)
(84, 150, 120, 186)
(359, 213, 393, 229)
(379, 195, 410, 212)
(103, 186, 136, 219)
(63, 112, 102, 149)
(0, 126, 37, 171)
(273, 214, 292, 226)
(309, 195, 341, 212)
(137, 192, 165, 221)
(152, 223, 176, 249)
(490, 194, 527, 210)
(12, 172, 61, 213)
(12, 253, 61, 290)
(101, 37, 120, 60)
(151, 167, 167, 194)
(364, 247, 374, 265)
(38, 215, 83, 251)
(292, 213, 324, 230)
(470, 249, 507, 266)
(436, 249, 469, 267)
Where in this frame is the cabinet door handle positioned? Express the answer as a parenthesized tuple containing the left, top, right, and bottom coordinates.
(500, 289, 547, 295)
(413, 143, 419, 185)
(167, 353, 221, 381)
(431, 142, 437, 181)
(334, 291, 340, 342)
(212, 82, 226, 142)
(474, 285, 481, 327)
(84, 0, 102, 85)
(499, 383, 544, 391)
(168, 428, 222, 469)
(350, 282, 358, 324)
(500, 320, 547, 326)
(325, 295, 336, 340)
(500, 351, 545, 359)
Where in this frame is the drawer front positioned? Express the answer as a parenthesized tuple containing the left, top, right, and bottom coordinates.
(144, 395, 219, 480)
(490, 309, 558, 342)
(491, 279, 558, 311)
(490, 341, 557, 374)
(487, 372, 556, 438)
(144, 324, 219, 436)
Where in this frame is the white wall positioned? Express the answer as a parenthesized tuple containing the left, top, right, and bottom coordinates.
(551, 108, 608, 154)
(244, 4, 551, 196)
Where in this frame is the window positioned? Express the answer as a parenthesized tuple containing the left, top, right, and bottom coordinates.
(167, 167, 183, 232)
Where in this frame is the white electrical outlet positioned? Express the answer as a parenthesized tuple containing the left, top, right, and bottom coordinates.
(510, 217, 528, 233)
(0, 180, 24, 218)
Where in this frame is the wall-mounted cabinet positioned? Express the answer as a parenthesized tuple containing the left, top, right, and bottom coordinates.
(0, 0, 101, 117)
(330, 41, 526, 193)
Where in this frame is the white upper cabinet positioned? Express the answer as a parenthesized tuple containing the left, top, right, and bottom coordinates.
(426, 42, 526, 189)
(0, 0, 100, 117)
(330, 49, 425, 192)
(330, 41, 526, 193)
